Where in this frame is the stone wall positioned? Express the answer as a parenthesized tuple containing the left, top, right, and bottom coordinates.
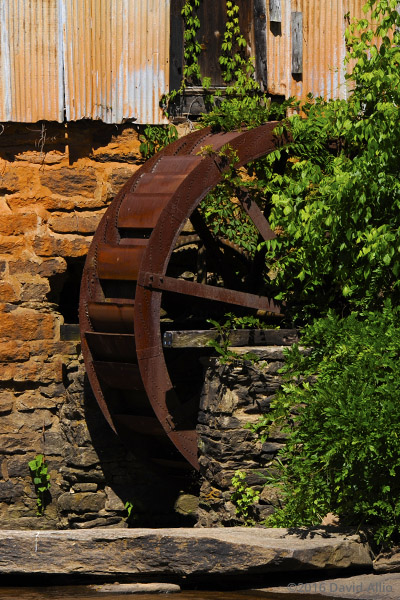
(196, 348, 288, 527)
(0, 119, 289, 530)
(0, 120, 197, 529)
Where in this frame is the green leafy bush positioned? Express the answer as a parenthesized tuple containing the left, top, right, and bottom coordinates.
(200, 0, 400, 322)
(256, 302, 400, 545)
(261, 1, 400, 321)
(139, 124, 178, 159)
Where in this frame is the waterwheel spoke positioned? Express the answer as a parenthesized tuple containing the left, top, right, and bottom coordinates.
(237, 188, 276, 242)
(139, 272, 282, 314)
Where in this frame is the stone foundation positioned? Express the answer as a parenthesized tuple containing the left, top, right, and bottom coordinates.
(196, 349, 289, 527)
(0, 121, 197, 529)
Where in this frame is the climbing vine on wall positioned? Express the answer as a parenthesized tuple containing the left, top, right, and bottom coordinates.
(164, 0, 260, 109)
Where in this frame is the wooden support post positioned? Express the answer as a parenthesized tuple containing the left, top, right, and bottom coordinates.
(291, 12, 303, 75)
(254, 0, 268, 91)
(269, 0, 281, 23)
(169, 0, 185, 92)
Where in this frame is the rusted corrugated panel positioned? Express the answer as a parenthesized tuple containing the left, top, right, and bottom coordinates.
(63, 0, 170, 124)
(0, 0, 64, 122)
(266, 0, 365, 103)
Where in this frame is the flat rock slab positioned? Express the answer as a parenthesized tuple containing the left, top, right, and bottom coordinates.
(0, 528, 372, 578)
(374, 548, 400, 573)
(94, 583, 181, 594)
(260, 573, 400, 599)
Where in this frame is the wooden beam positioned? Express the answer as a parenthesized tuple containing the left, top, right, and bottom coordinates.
(269, 0, 281, 23)
(169, 0, 185, 92)
(254, 0, 268, 91)
(291, 12, 303, 75)
(163, 329, 299, 348)
(60, 324, 80, 341)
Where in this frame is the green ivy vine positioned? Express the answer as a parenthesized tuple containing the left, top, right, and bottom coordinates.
(219, 0, 260, 96)
(164, 0, 259, 109)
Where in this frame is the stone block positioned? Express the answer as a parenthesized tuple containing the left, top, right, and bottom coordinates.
(221, 429, 255, 446)
(57, 491, 106, 514)
(259, 486, 283, 507)
(4, 359, 63, 384)
(265, 361, 285, 374)
(60, 466, 106, 485)
(373, 547, 400, 573)
(0, 235, 25, 253)
(0, 399, 13, 415)
(0, 341, 30, 362)
(43, 431, 67, 456)
(48, 211, 105, 234)
(261, 442, 285, 454)
(73, 483, 98, 493)
(8, 260, 41, 275)
(0, 309, 55, 341)
(37, 257, 67, 277)
(19, 278, 50, 302)
(39, 383, 66, 398)
(30, 341, 78, 359)
(0, 282, 19, 302)
(214, 416, 242, 430)
(71, 516, 123, 529)
(16, 391, 63, 412)
(41, 167, 97, 197)
(174, 494, 199, 516)
(0, 171, 20, 194)
(63, 421, 92, 447)
(255, 504, 275, 520)
(216, 389, 241, 413)
(6, 456, 31, 478)
(15, 150, 66, 165)
(0, 214, 38, 236)
(104, 486, 125, 512)
(0, 481, 24, 502)
(91, 136, 141, 165)
(33, 233, 91, 258)
(0, 412, 26, 434)
(0, 432, 40, 454)
(22, 409, 55, 432)
(65, 447, 100, 468)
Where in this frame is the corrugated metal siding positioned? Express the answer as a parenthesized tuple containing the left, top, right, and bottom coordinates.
(0, 0, 64, 122)
(0, 0, 170, 124)
(0, 0, 379, 123)
(63, 0, 170, 123)
(266, 0, 368, 103)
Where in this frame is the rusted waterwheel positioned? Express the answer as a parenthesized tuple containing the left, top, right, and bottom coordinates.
(79, 123, 283, 470)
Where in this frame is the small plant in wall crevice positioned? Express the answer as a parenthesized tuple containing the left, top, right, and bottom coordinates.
(28, 454, 51, 516)
(231, 470, 260, 525)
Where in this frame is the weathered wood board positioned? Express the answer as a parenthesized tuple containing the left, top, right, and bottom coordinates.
(254, 0, 268, 90)
(269, 0, 282, 22)
(163, 329, 299, 348)
(291, 12, 303, 74)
